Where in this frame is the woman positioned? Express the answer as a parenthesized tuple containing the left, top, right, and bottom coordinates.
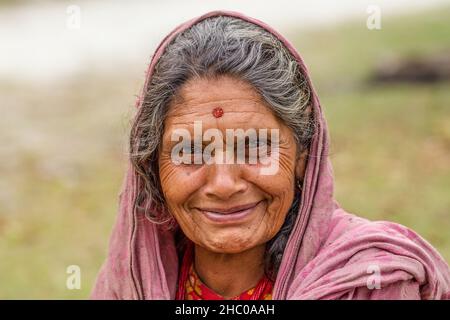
(91, 11, 450, 300)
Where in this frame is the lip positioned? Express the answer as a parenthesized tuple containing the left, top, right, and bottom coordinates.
(196, 201, 263, 224)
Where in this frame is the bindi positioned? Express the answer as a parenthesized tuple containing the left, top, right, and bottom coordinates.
(212, 107, 224, 118)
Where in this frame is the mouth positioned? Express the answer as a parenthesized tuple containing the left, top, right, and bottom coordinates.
(196, 201, 263, 224)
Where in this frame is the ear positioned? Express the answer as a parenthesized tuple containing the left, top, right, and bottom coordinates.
(295, 149, 308, 181)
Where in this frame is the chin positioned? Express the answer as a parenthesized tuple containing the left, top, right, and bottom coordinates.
(199, 232, 262, 254)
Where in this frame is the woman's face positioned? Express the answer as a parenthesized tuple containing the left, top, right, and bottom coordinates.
(159, 75, 307, 254)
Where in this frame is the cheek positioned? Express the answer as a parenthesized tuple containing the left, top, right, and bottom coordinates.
(243, 157, 296, 237)
(158, 159, 217, 243)
(263, 154, 297, 229)
(158, 162, 202, 239)
(159, 158, 202, 210)
(264, 184, 294, 237)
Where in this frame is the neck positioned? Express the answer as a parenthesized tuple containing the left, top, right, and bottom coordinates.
(193, 244, 266, 299)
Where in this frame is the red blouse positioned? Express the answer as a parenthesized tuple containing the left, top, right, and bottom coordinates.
(176, 242, 273, 300)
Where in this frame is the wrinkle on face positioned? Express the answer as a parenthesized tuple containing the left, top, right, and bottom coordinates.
(158, 75, 307, 254)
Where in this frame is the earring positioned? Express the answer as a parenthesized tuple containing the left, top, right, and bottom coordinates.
(297, 180, 303, 191)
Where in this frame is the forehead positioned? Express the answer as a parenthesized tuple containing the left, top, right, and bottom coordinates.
(164, 76, 284, 129)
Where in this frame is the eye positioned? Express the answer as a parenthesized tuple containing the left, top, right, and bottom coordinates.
(246, 138, 270, 151)
(239, 138, 269, 164)
(185, 144, 204, 165)
(247, 139, 259, 149)
(192, 145, 203, 154)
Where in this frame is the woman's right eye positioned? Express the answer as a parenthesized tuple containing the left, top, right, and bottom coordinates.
(180, 145, 199, 154)
(192, 145, 203, 154)
(179, 145, 204, 165)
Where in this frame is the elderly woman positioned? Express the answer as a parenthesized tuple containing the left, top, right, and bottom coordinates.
(91, 11, 450, 300)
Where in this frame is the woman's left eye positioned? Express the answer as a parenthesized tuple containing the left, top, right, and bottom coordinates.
(247, 139, 268, 149)
(247, 140, 257, 149)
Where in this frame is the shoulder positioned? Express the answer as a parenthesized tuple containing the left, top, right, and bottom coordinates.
(310, 209, 450, 299)
(325, 208, 437, 252)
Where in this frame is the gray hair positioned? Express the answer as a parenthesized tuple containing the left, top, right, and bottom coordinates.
(130, 16, 316, 281)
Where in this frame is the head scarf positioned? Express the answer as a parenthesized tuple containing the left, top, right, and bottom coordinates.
(91, 10, 450, 300)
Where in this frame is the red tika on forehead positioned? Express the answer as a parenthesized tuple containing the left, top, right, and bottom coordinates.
(212, 107, 224, 118)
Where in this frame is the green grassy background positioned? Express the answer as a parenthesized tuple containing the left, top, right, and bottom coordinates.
(0, 8, 449, 298)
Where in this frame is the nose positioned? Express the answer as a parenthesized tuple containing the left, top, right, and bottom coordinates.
(203, 164, 247, 200)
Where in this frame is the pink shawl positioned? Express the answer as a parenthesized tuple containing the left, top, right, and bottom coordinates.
(91, 10, 450, 300)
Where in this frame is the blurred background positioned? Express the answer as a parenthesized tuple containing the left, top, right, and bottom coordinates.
(0, 0, 449, 299)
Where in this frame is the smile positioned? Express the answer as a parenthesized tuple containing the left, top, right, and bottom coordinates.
(197, 201, 263, 224)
